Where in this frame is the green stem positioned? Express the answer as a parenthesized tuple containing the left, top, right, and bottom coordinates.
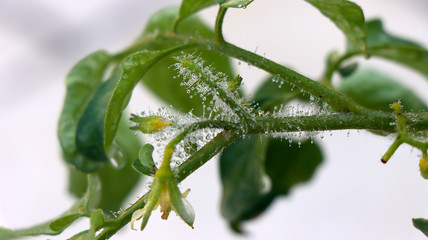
(215, 7, 227, 44)
(321, 51, 360, 87)
(209, 42, 366, 113)
(381, 138, 402, 163)
(138, 33, 366, 113)
(160, 120, 241, 168)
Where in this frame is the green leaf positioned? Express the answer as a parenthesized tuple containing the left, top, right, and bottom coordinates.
(305, 0, 367, 54)
(364, 19, 428, 78)
(338, 68, 428, 112)
(58, 50, 111, 172)
(69, 118, 142, 214)
(133, 144, 157, 177)
(75, 70, 121, 162)
(104, 46, 187, 153)
(0, 175, 101, 239)
(140, 7, 234, 116)
(219, 135, 272, 229)
(49, 214, 82, 232)
(175, 0, 217, 28)
(252, 75, 308, 111)
(217, 0, 254, 8)
(265, 139, 323, 195)
(96, 117, 143, 213)
(413, 218, 428, 237)
(219, 136, 323, 232)
(73, 174, 102, 213)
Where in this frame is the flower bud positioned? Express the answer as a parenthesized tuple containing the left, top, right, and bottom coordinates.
(419, 156, 428, 179)
(130, 115, 173, 133)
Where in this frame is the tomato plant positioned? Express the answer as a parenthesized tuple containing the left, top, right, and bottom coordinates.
(1, 0, 428, 239)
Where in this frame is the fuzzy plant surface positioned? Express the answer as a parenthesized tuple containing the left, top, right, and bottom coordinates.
(1, 0, 428, 239)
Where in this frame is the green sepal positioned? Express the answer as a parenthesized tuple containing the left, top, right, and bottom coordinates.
(166, 178, 195, 228)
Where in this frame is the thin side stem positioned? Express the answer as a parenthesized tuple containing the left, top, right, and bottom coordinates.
(321, 51, 360, 87)
(215, 7, 227, 44)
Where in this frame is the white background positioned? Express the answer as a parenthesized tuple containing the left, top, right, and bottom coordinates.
(1, 0, 428, 239)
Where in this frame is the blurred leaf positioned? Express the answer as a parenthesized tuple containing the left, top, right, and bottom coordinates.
(265, 139, 323, 195)
(338, 68, 428, 112)
(413, 218, 428, 237)
(220, 136, 323, 232)
(175, 0, 217, 28)
(133, 144, 157, 177)
(58, 50, 111, 172)
(306, 0, 366, 54)
(217, 0, 254, 8)
(338, 62, 358, 77)
(363, 19, 428, 78)
(140, 7, 234, 116)
(220, 135, 271, 230)
(0, 175, 100, 239)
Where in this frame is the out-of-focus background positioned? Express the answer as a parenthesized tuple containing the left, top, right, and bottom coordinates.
(1, 0, 428, 239)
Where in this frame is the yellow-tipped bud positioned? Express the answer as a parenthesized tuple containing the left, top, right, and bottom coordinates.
(419, 157, 428, 179)
(130, 115, 173, 134)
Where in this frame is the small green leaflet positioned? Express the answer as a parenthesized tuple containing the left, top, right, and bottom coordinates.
(133, 144, 158, 177)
